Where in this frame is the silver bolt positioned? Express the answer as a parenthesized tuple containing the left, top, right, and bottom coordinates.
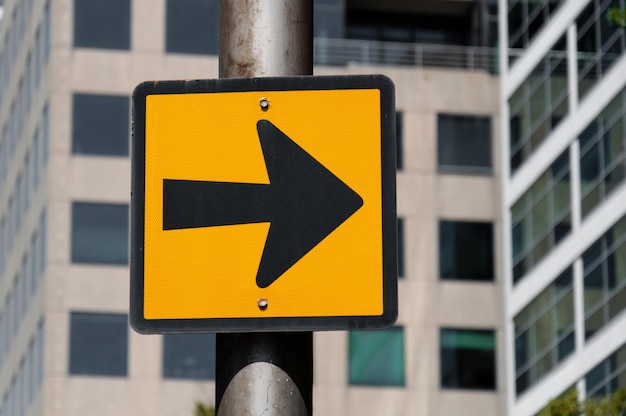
(257, 298, 268, 310)
(259, 97, 269, 110)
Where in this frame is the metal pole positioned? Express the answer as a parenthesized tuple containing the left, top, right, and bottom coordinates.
(216, 332, 313, 416)
(219, 0, 313, 78)
(216, 1, 313, 415)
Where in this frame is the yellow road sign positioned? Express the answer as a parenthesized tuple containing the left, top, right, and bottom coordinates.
(130, 75, 397, 333)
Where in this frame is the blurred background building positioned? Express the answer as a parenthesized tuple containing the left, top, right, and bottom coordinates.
(3, 0, 618, 415)
(500, 0, 626, 414)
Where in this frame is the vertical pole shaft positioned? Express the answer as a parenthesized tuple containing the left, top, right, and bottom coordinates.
(216, 1, 313, 416)
(219, 0, 313, 78)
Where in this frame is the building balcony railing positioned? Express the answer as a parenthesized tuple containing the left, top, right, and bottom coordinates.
(314, 37, 500, 73)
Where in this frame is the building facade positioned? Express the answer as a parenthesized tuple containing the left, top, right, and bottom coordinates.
(499, 0, 626, 414)
(1, 1, 503, 415)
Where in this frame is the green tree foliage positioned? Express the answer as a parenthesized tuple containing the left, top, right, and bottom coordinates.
(194, 402, 215, 416)
(607, 7, 626, 26)
(537, 388, 626, 416)
(538, 389, 583, 416)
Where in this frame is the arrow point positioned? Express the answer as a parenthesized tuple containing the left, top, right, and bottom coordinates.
(254, 120, 364, 288)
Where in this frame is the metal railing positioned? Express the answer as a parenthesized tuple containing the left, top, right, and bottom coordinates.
(313, 37, 500, 73)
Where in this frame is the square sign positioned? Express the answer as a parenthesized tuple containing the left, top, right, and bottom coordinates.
(130, 75, 397, 333)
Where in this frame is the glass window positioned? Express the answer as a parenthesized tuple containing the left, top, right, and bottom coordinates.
(440, 328, 496, 390)
(514, 267, 574, 395)
(69, 312, 127, 376)
(585, 342, 626, 398)
(165, 0, 219, 55)
(583, 215, 626, 340)
(346, 7, 475, 46)
(162, 334, 216, 380)
(511, 150, 571, 283)
(579, 88, 626, 218)
(438, 114, 492, 174)
(72, 94, 129, 156)
(509, 36, 568, 172)
(71, 202, 129, 265)
(73, 0, 130, 50)
(577, 0, 626, 99)
(396, 111, 403, 170)
(440, 220, 494, 281)
(313, 2, 344, 65)
(508, 0, 564, 62)
(349, 327, 405, 387)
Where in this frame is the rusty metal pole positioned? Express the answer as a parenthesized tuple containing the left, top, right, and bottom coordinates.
(219, 0, 313, 78)
(216, 1, 313, 416)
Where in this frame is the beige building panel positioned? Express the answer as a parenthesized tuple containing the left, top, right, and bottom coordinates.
(436, 281, 500, 327)
(129, 331, 161, 380)
(404, 325, 440, 390)
(63, 52, 219, 94)
(437, 391, 499, 414)
(314, 332, 347, 385)
(62, 266, 128, 312)
(68, 158, 131, 203)
(313, 385, 348, 415)
(420, 70, 499, 114)
(403, 218, 437, 282)
(46, 200, 70, 265)
(346, 387, 421, 415)
(340, 67, 499, 114)
(46, 310, 69, 379)
(400, 280, 498, 326)
(53, 0, 72, 48)
(398, 280, 433, 325)
(133, 0, 165, 53)
(397, 173, 437, 218)
(436, 175, 499, 220)
(52, 379, 147, 416)
(403, 111, 436, 173)
(45, 265, 67, 313)
(158, 381, 215, 416)
(47, 91, 71, 155)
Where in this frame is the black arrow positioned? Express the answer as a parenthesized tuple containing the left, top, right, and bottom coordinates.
(163, 119, 364, 288)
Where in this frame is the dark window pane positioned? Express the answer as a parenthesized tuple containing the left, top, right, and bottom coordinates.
(440, 220, 494, 281)
(166, 0, 219, 55)
(73, 0, 130, 50)
(163, 334, 216, 380)
(440, 328, 496, 390)
(514, 267, 575, 395)
(585, 343, 626, 398)
(346, 7, 478, 47)
(69, 312, 128, 376)
(438, 114, 492, 174)
(511, 149, 571, 283)
(314, 6, 344, 39)
(349, 328, 405, 387)
(72, 94, 129, 156)
(583, 215, 626, 339)
(71, 202, 129, 265)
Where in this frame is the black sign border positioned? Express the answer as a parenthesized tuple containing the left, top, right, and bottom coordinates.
(131, 75, 397, 333)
